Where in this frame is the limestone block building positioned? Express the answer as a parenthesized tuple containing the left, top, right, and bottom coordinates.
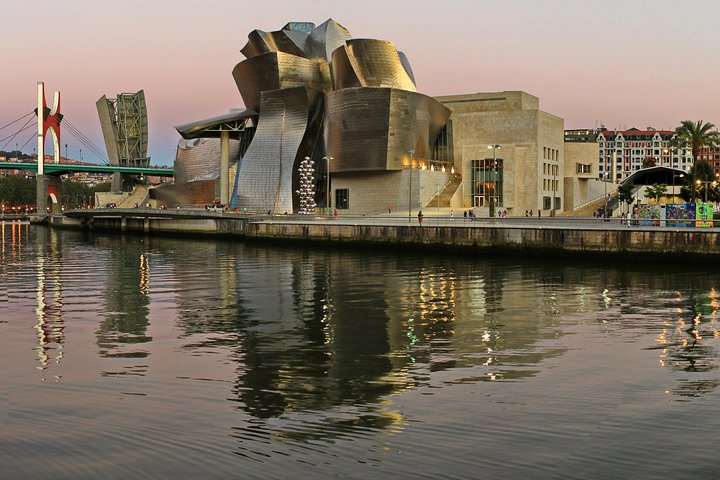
(436, 91, 565, 215)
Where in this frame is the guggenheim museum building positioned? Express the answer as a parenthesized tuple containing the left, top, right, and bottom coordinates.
(174, 20, 585, 216)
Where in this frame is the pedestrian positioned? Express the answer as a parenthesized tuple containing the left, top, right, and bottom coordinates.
(333, 209, 338, 219)
(464, 210, 468, 221)
(529, 210, 533, 217)
(525, 210, 528, 217)
(388, 203, 393, 214)
(450, 209, 454, 221)
(417, 210, 424, 225)
(538, 210, 541, 217)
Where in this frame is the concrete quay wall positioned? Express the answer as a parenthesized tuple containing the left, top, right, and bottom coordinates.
(50, 214, 720, 260)
(246, 222, 720, 258)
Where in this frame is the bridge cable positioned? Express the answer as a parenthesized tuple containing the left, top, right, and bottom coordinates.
(62, 124, 108, 163)
(17, 130, 36, 152)
(63, 118, 108, 157)
(63, 129, 109, 164)
(0, 112, 34, 133)
(0, 117, 35, 151)
(62, 119, 109, 164)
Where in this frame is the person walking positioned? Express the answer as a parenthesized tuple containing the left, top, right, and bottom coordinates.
(450, 210, 454, 221)
(417, 210, 424, 226)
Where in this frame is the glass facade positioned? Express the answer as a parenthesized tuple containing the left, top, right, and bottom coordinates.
(471, 159, 503, 207)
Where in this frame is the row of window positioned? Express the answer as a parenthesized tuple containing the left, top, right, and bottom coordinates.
(600, 141, 664, 147)
(576, 163, 592, 174)
(600, 150, 690, 157)
(543, 179, 559, 192)
(543, 147, 559, 161)
(542, 196, 561, 210)
(542, 162, 558, 176)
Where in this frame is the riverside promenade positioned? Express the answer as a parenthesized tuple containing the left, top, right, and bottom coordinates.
(45, 206, 720, 261)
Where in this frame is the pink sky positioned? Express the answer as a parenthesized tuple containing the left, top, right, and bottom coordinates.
(2, 0, 719, 166)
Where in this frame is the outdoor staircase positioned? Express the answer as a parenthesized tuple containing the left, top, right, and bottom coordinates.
(425, 175, 462, 208)
(118, 184, 150, 208)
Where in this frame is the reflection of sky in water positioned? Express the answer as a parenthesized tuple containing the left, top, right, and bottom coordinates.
(3, 225, 720, 477)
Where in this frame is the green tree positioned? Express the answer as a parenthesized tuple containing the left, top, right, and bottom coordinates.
(670, 120, 720, 200)
(617, 181, 635, 213)
(0, 176, 35, 205)
(644, 184, 667, 204)
(642, 156, 657, 168)
(60, 179, 93, 208)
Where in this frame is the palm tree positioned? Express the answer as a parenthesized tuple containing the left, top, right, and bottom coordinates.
(671, 120, 720, 161)
(670, 121, 720, 200)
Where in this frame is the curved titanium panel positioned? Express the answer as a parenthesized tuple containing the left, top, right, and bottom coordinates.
(325, 88, 450, 173)
(233, 52, 330, 112)
(241, 29, 308, 59)
(324, 88, 392, 172)
(397, 51, 416, 86)
(174, 137, 240, 203)
(344, 39, 416, 92)
(236, 87, 316, 213)
(330, 46, 362, 90)
(307, 19, 352, 63)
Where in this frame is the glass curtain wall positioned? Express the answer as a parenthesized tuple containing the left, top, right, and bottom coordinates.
(471, 159, 503, 208)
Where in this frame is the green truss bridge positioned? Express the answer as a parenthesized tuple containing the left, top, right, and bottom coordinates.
(0, 161, 173, 177)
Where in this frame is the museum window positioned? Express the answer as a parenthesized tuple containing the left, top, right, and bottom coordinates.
(543, 196, 551, 209)
(335, 189, 349, 209)
(471, 158, 503, 207)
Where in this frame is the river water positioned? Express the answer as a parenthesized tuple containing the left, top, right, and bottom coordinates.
(1, 222, 720, 479)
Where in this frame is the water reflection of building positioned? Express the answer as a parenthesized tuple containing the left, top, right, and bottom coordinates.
(94, 236, 151, 364)
(166, 244, 575, 441)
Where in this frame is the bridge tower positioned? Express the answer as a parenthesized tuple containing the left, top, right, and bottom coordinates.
(36, 81, 63, 214)
(96, 91, 150, 192)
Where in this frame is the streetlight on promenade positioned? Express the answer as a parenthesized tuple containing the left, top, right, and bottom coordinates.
(407, 149, 415, 222)
(696, 174, 719, 203)
(602, 171, 608, 218)
(551, 163, 557, 217)
(487, 144, 501, 217)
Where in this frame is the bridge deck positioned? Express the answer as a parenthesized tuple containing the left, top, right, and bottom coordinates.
(0, 162, 173, 176)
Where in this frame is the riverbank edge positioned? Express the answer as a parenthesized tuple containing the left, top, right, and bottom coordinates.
(41, 213, 720, 263)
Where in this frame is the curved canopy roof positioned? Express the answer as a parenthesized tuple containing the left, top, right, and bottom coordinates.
(621, 166, 688, 185)
(175, 109, 257, 140)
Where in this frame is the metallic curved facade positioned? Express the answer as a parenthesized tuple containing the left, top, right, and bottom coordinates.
(232, 52, 331, 112)
(325, 88, 450, 173)
(174, 137, 240, 203)
(333, 40, 417, 91)
(235, 87, 324, 213)
(177, 19, 451, 212)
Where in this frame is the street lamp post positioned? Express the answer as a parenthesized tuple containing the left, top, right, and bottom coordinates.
(603, 172, 608, 218)
(487, 144, 501, 217)
(407, 149, 415, 223)
(696, 174, 719, 203)
(551, 163, 557, 217)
